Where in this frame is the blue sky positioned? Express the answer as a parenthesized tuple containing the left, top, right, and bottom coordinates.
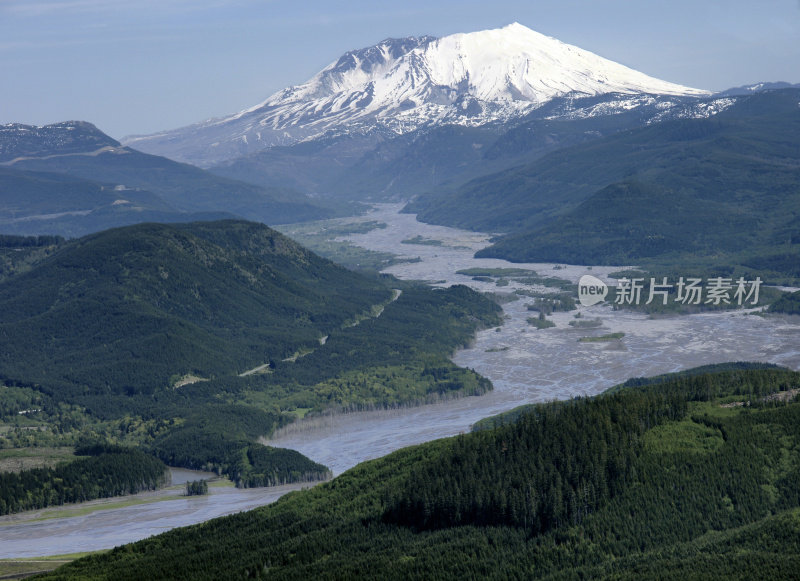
(1, 0, 798, 139)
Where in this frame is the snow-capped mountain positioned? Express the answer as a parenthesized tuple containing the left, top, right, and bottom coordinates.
(125, 23, 709, 166)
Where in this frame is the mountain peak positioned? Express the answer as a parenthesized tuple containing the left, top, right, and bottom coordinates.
(425, 23, 707, 104)
(0, 120, 119, 163)
(124, 24, 710, 166)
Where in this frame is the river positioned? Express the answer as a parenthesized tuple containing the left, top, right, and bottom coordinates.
(2, 204, 798, 557)
(266, 204, 800, 473)
(0, 469, 310, 559)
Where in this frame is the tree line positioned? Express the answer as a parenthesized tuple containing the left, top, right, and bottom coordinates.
(0, 444, 168, 515)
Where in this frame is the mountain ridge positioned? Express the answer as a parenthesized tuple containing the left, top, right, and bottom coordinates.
(0, 121, 118, 163)
(0, 121, 333, 236)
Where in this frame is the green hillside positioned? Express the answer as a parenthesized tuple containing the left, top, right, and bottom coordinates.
(0, 234, 65, 283)
(0, 166, 174, 216)
(409, 89, 800, 280)
(770, 290, 800, 315)
(0, 219, 389, 397)
(13, 146, 332, 225)
(0, 166, 233, 238)
(413, 89, 800, 232)
(38, 366, 800, 580)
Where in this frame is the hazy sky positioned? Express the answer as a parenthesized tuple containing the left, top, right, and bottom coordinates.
(1, 0, 798, 139)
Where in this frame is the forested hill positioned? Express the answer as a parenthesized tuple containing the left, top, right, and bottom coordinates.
(0, 219, 390, 397)
(409, 89, 800, 281)
(42, 365, 800, 580)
